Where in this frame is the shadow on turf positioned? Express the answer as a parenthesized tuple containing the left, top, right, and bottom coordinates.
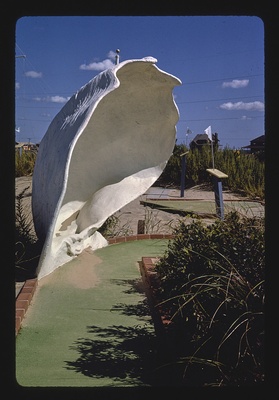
(64, 277, 181, 386)
(64, 323, 163, 386)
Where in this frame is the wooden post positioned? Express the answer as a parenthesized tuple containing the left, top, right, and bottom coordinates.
(137, 219, 145, 234)
(180, 151, 188, 198)
(206, 168, 228, 220)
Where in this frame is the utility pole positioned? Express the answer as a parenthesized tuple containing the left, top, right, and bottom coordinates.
(15, 55, 26, 144)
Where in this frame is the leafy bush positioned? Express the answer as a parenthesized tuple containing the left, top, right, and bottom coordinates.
(155, 212, 264, 386)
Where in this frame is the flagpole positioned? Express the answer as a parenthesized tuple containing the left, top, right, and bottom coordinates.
(205, 125, 215, 169)
(211, 138, 215, 169)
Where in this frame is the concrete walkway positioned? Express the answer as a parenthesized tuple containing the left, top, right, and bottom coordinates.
(16, 239, 170, 387)
(141, 198, 264, 219)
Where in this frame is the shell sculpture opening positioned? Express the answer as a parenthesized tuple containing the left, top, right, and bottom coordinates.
(32, 57, 181, 279)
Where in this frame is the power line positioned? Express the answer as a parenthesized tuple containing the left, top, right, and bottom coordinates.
(17, 72, 263, 97)
(18, 117, 52, 122)
(177, 95, 263, 105)
(180, 73, 263, 86)
(16, 104, 62, 109)
(15, 43, 264, 144)
(16, 94, 264, 110)
(18, 92, 73, 96)
(179, 116, 264, 122)
(16, 43, 55, 95)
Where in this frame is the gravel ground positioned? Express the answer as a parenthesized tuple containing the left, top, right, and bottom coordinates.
(15, 176, 261, 239)
(15, 177, 219, 239)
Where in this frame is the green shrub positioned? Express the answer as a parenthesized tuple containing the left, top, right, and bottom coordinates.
(155, 212, 264, 386)
(158, 143, 188, 186)
(15, 150, 37, 177)
(158, 144, 265, 200)
(98, 214, 133, 238)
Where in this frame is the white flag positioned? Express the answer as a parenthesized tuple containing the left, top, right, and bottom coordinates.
(204, 126, 212, 141)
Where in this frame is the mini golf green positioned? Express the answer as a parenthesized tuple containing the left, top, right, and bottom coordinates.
(141, 199, 264, 218)
(16, 239, 170, 387)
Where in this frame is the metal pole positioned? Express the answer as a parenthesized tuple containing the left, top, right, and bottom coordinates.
(180, 155, 186, 197)
(180, 151, 188, 197)
(207, 168, 228, 220)
(186, 127, 192, 147)
(115, 49, 120, 65)
(213, 176, 224, 220)
(211, 139, 215, 169)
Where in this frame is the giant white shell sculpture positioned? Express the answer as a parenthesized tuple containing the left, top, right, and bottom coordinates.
(32, 57, 181, 279)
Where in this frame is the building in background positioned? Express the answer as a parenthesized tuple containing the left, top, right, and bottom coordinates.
(242, 134, 265, 154)
(15, 142, 39, 156)
(189, 132, 219, 150)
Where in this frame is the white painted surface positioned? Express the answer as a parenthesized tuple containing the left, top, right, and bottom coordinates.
(32, 57, 181, 279)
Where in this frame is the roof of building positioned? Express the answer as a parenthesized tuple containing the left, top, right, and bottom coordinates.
(242, 134, 265, 149)
(190, 133, 210, 144)
(15, 142, 37, 148)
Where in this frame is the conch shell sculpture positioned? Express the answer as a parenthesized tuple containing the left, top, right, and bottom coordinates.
(32, 57, 181, 279)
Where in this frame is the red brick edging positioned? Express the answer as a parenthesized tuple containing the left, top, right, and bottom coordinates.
(15, 278, 38, 335)
(15, 234, 174, 336)
(140, 256, 172, 330)
(107, 233, 174, 244)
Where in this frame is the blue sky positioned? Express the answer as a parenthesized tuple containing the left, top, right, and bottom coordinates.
(15, 16, 264, 149)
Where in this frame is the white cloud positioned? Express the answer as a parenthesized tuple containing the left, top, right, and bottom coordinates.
(222, 79, 249, 89)
(79, 50, 116, 71)
(25, 70, 43, 78)
(49, 95, 70, 103)
(107, 50, 117, 59)
(80, 59, 114, 71)
(240, 115, 252, 120)
(219, 101, 264, 111)
(33, 95, 70, 103)
(16, 82, 20, 89)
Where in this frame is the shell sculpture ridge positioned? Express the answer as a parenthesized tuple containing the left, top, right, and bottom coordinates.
(32, 57, 181, 279)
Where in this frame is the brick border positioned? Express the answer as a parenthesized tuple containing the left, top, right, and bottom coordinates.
(15, 234, 174, 336)
(140, 256, 172, 330)
(107, 233, 174, 244)
(15, 278, 38, 335)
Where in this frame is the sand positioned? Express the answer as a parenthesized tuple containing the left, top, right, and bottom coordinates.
(39, 247, 102, 289)
(15, 175, 252, 240)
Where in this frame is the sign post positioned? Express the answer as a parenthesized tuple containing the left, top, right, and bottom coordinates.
(180, 151, 188, 197)
(206, 168, 228, 220)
